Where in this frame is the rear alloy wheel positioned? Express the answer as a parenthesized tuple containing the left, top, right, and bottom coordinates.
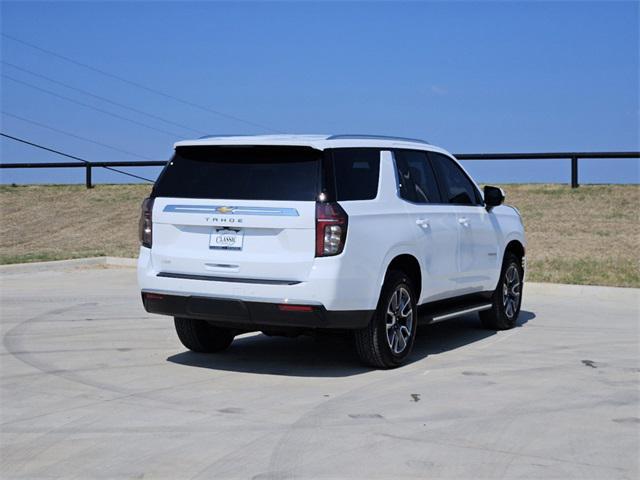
(480, 252, 523, 330)
(355, 270, 417, 368)
(174, 317, 235, 353)
(386, 286, 414, 355)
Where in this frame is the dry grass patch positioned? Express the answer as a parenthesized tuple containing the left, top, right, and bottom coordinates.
(503, 184, 639, 287)
(1, 183, 638, 287)
(0, 184, 150, 263)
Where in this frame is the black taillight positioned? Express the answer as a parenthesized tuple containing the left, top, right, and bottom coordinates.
(315, 202, 348, 257)
(139, 197, 154, 248)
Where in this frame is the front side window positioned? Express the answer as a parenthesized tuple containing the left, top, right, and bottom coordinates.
(394, 150, 441, 203)
(429, 153, 481, 205)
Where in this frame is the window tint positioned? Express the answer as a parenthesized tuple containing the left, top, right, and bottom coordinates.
(430, 153, 480, 205)
(153, 146, 320, 200)
(394, 150, 441, 203)
(331, 149, 380, 201)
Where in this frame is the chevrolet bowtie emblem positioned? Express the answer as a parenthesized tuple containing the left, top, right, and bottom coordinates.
(216, 206, 234, 214)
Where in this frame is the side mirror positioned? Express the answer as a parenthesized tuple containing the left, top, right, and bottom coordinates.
(484, 185, 505, 210)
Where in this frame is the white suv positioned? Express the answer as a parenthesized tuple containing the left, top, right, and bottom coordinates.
(138, 134, 526, 368)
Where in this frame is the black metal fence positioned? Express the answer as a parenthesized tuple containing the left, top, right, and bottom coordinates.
(0, 160, 164, 189)
(1, 152, 638, 189)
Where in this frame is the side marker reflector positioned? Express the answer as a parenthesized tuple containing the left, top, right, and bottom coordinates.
(145, 293, 164, 300)
(278, 304, 314, 312)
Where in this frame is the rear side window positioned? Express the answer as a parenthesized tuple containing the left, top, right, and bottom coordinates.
(153, 146, 321, 201)
(330, 149, 380, 201)
(429, 153, 481, 205)
(394, 150, 442, 203)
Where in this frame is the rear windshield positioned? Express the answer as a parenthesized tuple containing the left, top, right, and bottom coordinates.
(152, 146, 321, 201)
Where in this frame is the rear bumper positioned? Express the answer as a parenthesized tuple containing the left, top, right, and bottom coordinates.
(137, 246, 381, 312)
(141, 291, 373, 330)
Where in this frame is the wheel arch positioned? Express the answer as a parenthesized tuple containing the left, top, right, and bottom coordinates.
(504, 239, 525, 261)
(381, 253, 422, 301)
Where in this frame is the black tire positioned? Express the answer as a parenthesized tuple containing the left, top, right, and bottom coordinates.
(174, 317, 235, 353)
(480, 251, 524, 330)
(354, 270, 418, 368)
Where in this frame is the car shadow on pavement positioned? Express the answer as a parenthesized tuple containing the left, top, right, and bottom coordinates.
(412, 309, 534, 356)
(166, 310, 535, 378)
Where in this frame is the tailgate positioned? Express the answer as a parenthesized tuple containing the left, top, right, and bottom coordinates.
(151, 198, 317, 282)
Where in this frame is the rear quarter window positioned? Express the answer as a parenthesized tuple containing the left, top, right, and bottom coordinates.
(330, 149, 381, 201)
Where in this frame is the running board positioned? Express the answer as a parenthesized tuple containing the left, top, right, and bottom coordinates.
(428, 303, 492, 324)
(417, 292, 493, 325)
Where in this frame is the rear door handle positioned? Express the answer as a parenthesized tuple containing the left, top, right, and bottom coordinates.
(416, 218, 430, 229)
(458, 217, 470, 227)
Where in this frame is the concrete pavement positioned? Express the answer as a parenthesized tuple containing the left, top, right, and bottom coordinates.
(0, 266, 638, 479)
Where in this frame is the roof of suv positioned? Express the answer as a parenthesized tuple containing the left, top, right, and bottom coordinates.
(174, 134, 453, 156)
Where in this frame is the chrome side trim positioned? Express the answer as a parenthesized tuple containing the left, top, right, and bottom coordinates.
(157, 271, 301, 286)
(430, 304, 492, 323)
(163, 205, 299, 216)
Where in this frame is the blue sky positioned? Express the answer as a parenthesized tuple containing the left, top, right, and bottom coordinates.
(1, 0, 638, 185)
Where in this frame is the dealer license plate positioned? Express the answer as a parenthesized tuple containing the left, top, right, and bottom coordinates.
(210, 229, 244, 250)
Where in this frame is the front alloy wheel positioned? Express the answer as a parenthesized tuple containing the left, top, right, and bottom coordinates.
(480, 251, 524, 330)
(502, 264, 521, 320)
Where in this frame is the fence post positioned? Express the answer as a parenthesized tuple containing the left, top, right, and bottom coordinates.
(85, 164, 93, 189)
(571, 156, 579, 188)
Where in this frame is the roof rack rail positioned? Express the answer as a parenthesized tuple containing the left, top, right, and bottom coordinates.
(198, 134, 251, 139)
(327, 134, 429, 145)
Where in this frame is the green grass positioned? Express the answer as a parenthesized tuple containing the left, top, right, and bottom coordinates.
(0, 251, 107, 265)
(527, 258, 640, 288)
